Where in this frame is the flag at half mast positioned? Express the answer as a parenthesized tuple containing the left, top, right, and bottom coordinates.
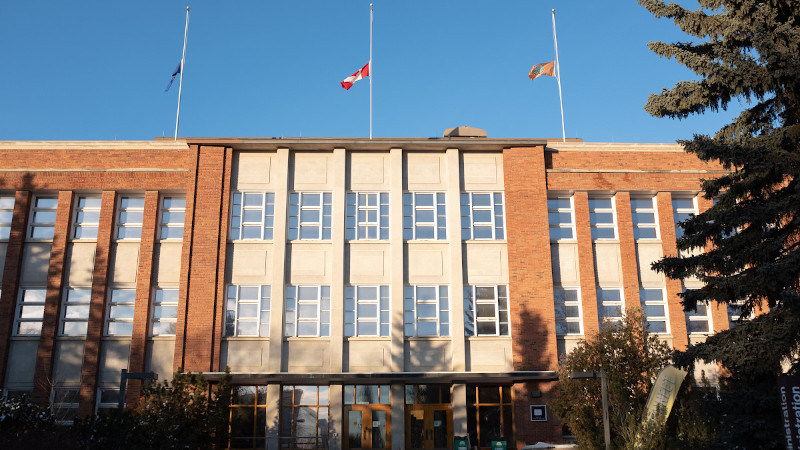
(341, 62, 370, 90)
(529, 61, 555, 80)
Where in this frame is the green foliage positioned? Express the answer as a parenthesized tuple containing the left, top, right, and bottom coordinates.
(0, 395, 58, 446)
(549, 309, 672, 449)
(640, 1, 800, 447)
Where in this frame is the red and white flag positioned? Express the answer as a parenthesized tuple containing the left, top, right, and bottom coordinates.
(341, 62, 370, 90)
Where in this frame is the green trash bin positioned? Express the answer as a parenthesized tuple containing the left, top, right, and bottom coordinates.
(491, 440, 507, 450)
(454, 436, 469, 450)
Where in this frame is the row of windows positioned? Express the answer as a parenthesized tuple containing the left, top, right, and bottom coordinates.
(547, 194, 699, 241)
(229, 191, 506, 242)
(0, 194, 185, 242)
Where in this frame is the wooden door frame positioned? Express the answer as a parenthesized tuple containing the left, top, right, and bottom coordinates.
(404, 404, 453, 450)
(344, 404, 392, 450)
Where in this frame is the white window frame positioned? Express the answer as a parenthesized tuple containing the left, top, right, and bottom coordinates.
(686, 300, 713, 335)
(548, 196, 575, 241)
(28, 195, 58, 240)
(51, 387, 81, 424)
(463, 285, 510, 336)
(105, 289, 136, 336)
(13, 288, 47, 336)
(639, 287, 669, 334)
(60, 288, 91, 336)
(96, 388, 121, 414)
(115, 196, 144, 240)
(230, 192, 275, 241)
(553, 288, 583, 336)
(346, 192, 389, 241)
(224, 285, 271, 337)
(284, 285, 331, 337)
(288, 192, 332, 241)
(631, 196, 660, 241)
(461, 192, 506, 240)
(344, 285, 390, 337)
(151, 288, 180, 336)
(0, 195, 15, 241)
(404, 285, 450, 337)
(672, 195, 698, 240)
(597, 287, 625, 326)
(403, 192, 447, 240)
(159, 196, 186, 240)
(727, 299, 754, 327)
(589, 196, 618, 240)
(72, 195, 101, 241)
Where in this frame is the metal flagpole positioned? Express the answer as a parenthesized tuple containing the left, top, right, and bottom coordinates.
(552, 9, 566, 143)
(174, 6, 190, 141)
(369, 3, 373, 140)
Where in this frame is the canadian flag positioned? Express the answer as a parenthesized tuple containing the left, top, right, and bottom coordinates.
(341, 62, 370, 90)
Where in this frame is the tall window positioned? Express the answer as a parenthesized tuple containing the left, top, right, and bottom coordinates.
(285, 286, 330, 337)
(467, 386, 513, 450)
(597, 288, 624, 326)
(51, 387, 80, 424)
(159, 197, 185, 240)
(548, 196, 575, 240)
(289, 193, 332, 240)
(72, 195, 101, 240)
(553, 288, 583, 335)
(639, 288, 669, 333)
(0, 195, 14, 240)
(344, 285, 389, 337)
(403, 192, 446, 240)
(116, 196, 144, 240)
(463, 285, 509, 336)
(105, 289, 135, 335)
(229, 386, 269, 450)
(631, 197, 660, 240)
(225, 285, 271, 337)
(14, 289, 46, 336)
(60, 288, 91, 335)
(727, 300, 754, 327)
(404, 286, 450, 337)
(589, 197, 617, 240)
(281, 385, 329, 450)
(346, 192, 389, 240)
(29, 195, 58, 240)
(686, 301, 712, 334)
(230, 192, 274, 240)
(151, 288, 179, 336)
(461, 192, 505, 240)
(672, 196, 698, 240)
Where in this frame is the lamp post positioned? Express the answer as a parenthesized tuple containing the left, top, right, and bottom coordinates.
(570, 370, 610, 450)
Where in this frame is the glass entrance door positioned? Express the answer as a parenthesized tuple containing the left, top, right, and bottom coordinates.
(405, 405, 453, 450)
(344, 405, 391, 449)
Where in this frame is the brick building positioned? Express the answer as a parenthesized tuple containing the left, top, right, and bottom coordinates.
(0, 130, 729, 449)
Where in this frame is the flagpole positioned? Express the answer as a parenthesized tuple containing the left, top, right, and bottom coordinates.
(174, 6, 189, 141)
(369, 3, 373, 140)
(552, 9, 565, 143)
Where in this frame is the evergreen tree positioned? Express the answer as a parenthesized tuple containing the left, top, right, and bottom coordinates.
(640, 0, 800, 447)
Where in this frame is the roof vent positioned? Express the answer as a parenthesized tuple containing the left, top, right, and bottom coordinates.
(443, 126, 487, 138)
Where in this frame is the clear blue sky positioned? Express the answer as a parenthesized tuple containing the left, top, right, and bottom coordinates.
(0, 1, 742, 143)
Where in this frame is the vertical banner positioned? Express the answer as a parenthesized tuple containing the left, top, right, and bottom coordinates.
(642, 365, 687, 424)
(778, 375, 800, 449)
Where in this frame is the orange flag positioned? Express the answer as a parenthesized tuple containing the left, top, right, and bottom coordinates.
(529, 61, 555, 80)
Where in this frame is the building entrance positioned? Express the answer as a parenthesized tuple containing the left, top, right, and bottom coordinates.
(343, 385, 392, 450)
(406, 404, 453, 450)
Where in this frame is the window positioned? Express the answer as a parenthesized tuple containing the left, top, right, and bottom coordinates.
(404, 286, 449, 337)
(346, 192, 389, 240)
(51, 387, 80, 424)
(403, 192, 446, 240)
(225, 285, 271, 337)
(548, 196, 575, 240)
(72, 196, 101, 240)
(463, 285, 509, 336)
(159, 196, 185, 240)
(28, 196, 58, 240)
(96, 388, 120, 415)
(14, 289, 46, 336)
(589, 197, 617, 240)
(640, 288, 669, 333)
(672, 196, 698, 240)
(116, 196, 144, 240)
(344, 385, 391, 405)
(461, 192, 505, 240)
(597, 288, 624, 325)
(60, 288, 91, 335)
(467, 386, 513, 449)
(404, 385, 451, 404)
(631, 197, 660, 240)
(0, 195, 15, 240)
(288, 192, 332, 240)
(105, 289, 135, 335)
(229, 386, 269, 450)
(281, 385, 329, 450)
(285, 286, 330, 337)
(151, 288, 179, 336)
(344, 285, 389, 337)
(230, 192, 274, 240)
(553, 288, 583, 335)
(686, 301, 712, 334)
(727, 300, 754, 328)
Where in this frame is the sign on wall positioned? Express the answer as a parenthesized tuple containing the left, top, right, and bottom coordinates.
(778, 375, 800, 449)
(530, 404, 547, 422)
